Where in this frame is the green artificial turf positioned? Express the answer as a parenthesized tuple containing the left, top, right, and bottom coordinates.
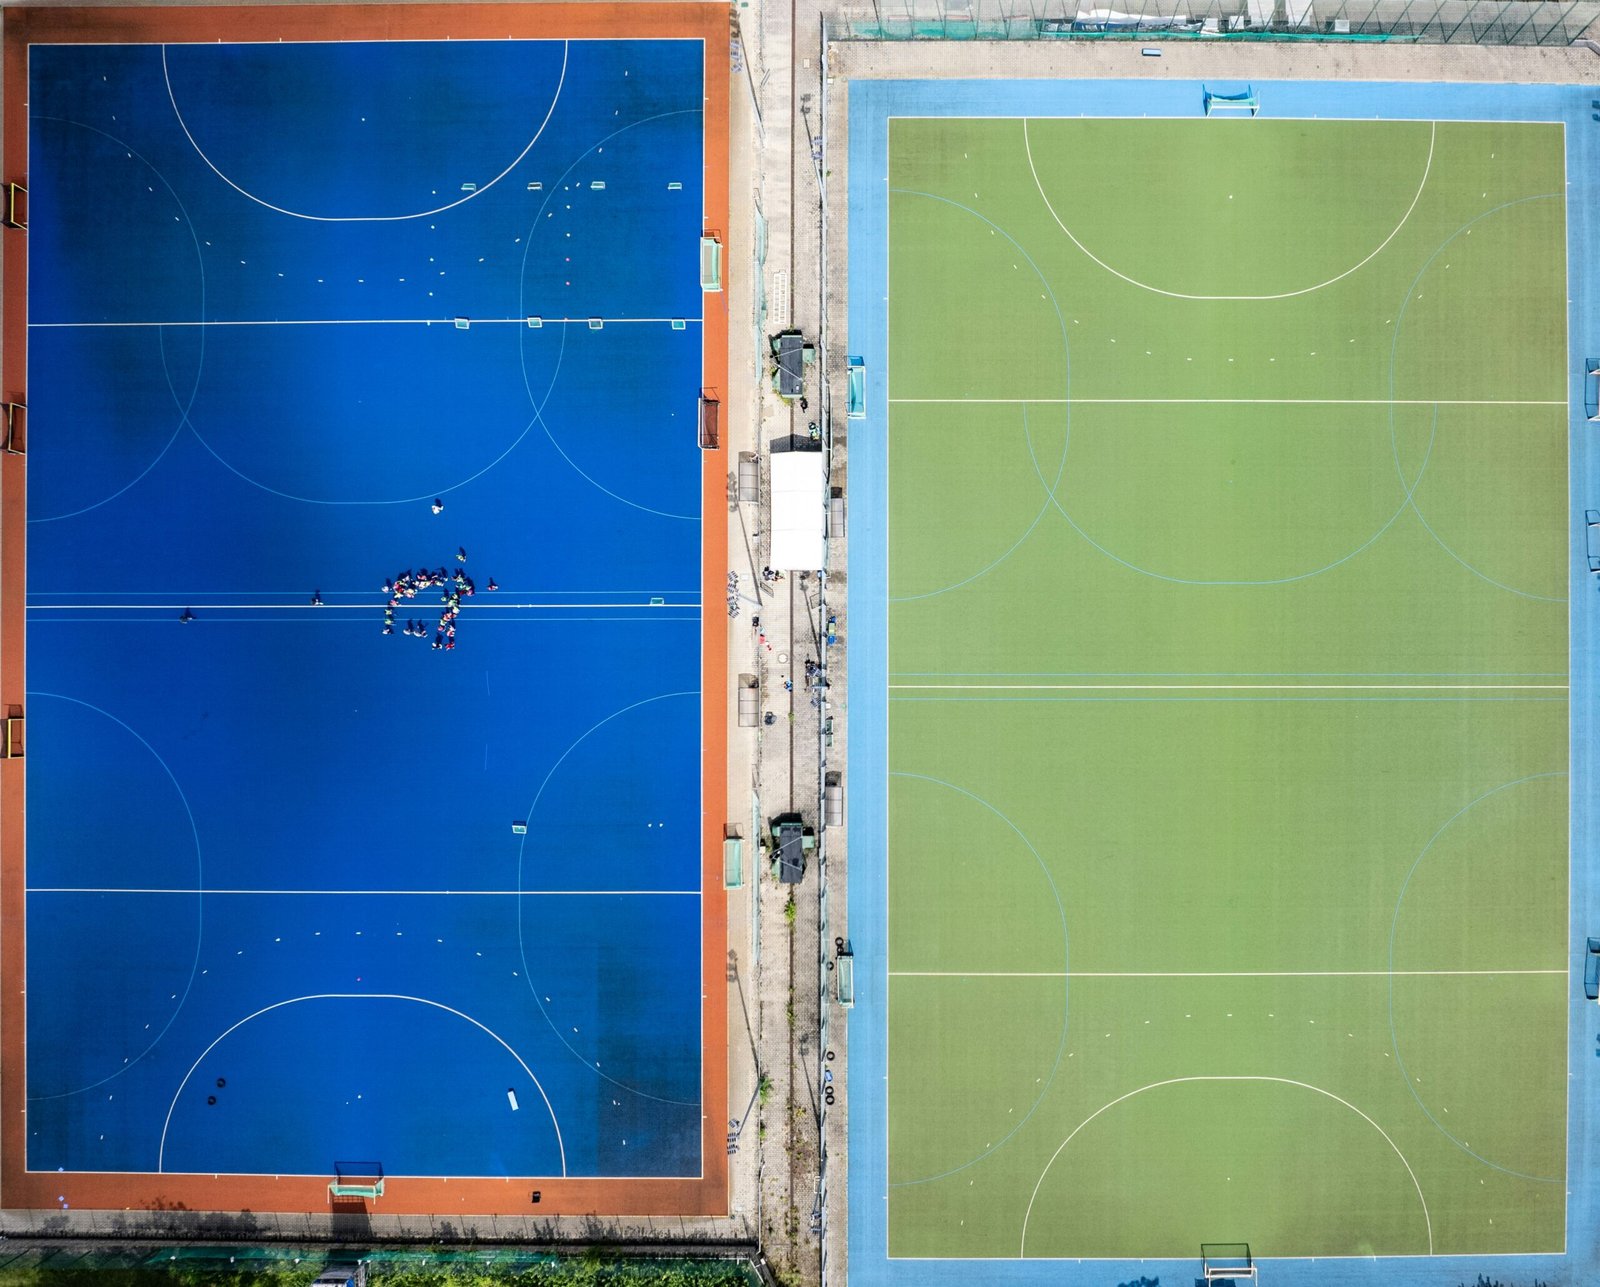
(883, 118, 1569, 1260)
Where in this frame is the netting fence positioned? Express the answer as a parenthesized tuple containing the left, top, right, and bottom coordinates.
(824, 0, 1600, 44)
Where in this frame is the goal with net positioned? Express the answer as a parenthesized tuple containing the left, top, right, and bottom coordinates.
(1203, 86, 1260, 116)
(1202, 1243, 1257, 1283)
(329, 1160, 385, 1201)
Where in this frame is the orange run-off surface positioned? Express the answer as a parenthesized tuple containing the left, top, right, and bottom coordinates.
(0, 3, 730, 1219)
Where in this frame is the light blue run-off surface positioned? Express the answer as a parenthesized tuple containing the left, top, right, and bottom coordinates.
(846, 74, 1600, 1287)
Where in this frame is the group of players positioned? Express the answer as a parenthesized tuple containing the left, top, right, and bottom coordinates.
(381, 549, 499, 651)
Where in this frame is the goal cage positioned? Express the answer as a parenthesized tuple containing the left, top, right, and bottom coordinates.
(1202, 1243, 1257, 1283)
(1203, 86, 1259, 115)
(329, 1161, 385, 1200)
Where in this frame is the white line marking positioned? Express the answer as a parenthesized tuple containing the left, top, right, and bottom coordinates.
(29, 588, 702, 596)
(18, 1171, 694, 1184)
(23, 692, 204, 1102)
(162, 41, 569, 224)
(1019, 1075, 1432, 1257)
(890, 684, 1566, 691)
(28, 887, 699, 897)
(1562, 109, 1575, 1222)
(887, 397, 1567, 406)
(157, 994, 567, 1175)
(891, 113, 1554, 125)
(891, 969, 1566, 978)
(890, 671, 1567, 678)
(30, 318, 699, 328)
(28, 602, 699, 611)
(1023, 118, 1436, 302)
(511, 690, 704, 1108)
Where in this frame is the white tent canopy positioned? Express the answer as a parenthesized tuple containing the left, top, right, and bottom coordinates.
(769, 449, 826, 572)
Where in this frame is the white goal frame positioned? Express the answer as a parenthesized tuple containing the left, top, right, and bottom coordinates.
(1202, 1243, 1258, 1282)
(1203, 87, 1260, 116)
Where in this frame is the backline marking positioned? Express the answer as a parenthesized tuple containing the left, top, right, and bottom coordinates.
(887, 397, 1567, 407)
(27, 887, 701, 897)
(890, 969, 1567, 978)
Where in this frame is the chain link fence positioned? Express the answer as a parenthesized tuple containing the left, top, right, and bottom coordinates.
(824, 0, 1600, 44)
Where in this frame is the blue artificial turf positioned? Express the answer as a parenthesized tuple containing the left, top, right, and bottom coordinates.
(25, 36, 707, 1181)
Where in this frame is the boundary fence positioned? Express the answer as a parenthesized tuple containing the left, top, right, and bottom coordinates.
(823, 0, 1600, 45)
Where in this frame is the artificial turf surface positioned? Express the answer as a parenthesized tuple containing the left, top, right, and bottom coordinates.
(883, 117, 1569, 1259)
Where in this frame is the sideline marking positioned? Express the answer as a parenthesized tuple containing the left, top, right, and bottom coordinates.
(515, 690, 706, 1109)
(1385, 771, 1569, 1184)
(23, 692, 205, 1102)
